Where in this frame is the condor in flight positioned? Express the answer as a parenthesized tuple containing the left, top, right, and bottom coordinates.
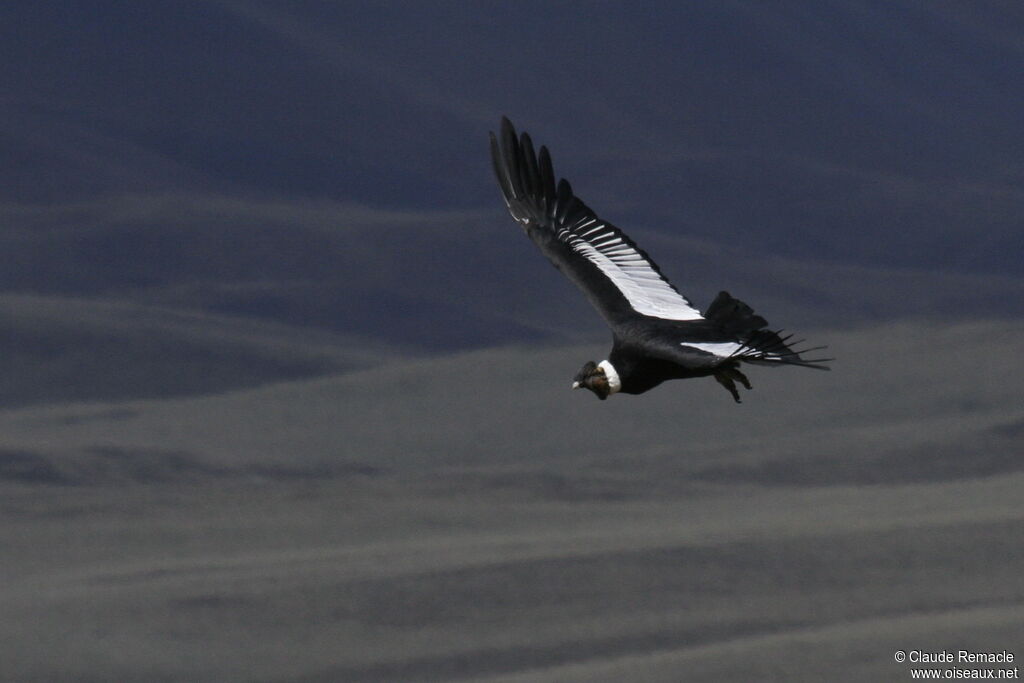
(489, 117, 830, 402)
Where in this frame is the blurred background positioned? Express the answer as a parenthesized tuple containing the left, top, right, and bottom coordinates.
(2, 2, 1022, 680)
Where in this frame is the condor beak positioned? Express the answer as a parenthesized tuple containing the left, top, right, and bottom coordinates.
(572, 381, 581, 389)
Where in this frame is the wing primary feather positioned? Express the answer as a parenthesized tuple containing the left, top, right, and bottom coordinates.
(538, 145, 556, 216)
(796, 345, 828, 355)
(489, 132, 513, 202)
(500, 117, 523, 199)
(519, 133, 542, 202)
(555, 178, 574, 223)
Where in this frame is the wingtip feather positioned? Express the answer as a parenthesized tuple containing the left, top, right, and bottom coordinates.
(519, 132, 542, 201)
(500, 118, 523, 199)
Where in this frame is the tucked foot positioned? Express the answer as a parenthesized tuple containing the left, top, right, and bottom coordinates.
(714, 373, 742, 403)
(714, 363, 753, 403)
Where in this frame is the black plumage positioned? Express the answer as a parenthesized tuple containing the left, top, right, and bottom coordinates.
(490, 117, 830, 402)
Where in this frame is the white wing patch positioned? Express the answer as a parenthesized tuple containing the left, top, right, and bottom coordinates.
(682, 340, 792, 363)
(681, 341, 744, 359)
(556, 217, 703, 321)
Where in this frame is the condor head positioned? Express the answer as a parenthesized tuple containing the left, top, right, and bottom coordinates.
(571, 361, 612, 400)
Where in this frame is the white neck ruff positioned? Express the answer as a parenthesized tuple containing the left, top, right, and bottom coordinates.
(598, 360, 621, 395)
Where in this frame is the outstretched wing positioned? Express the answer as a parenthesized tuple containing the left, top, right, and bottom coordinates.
(623, 291, 832, 371)
(490, 117, 703, 326)
(632, 326, 832, 372)
(676, 331, 832, 370)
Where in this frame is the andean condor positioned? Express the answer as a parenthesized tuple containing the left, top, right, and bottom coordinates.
(489, 117, 830, 402)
